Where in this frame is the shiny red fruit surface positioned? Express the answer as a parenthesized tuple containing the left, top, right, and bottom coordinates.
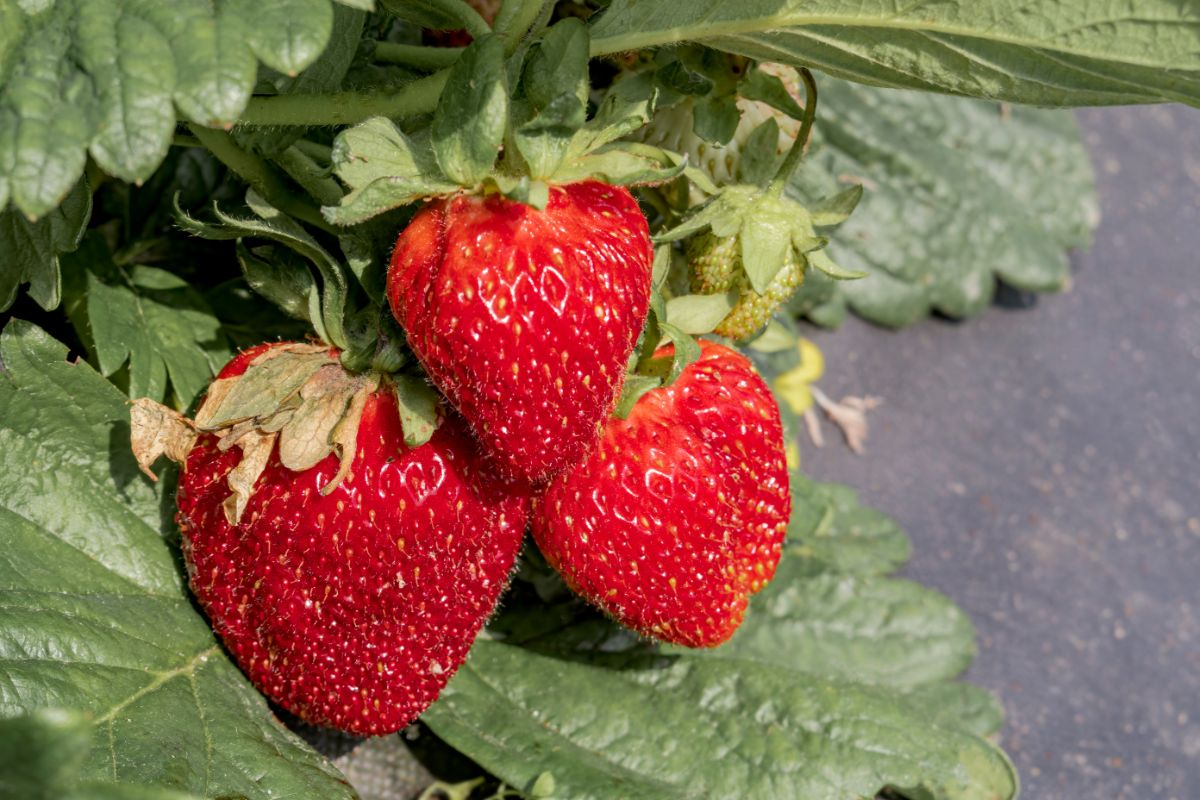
(533, 340, 791, 647)
(388, 181, 652, 485)
(176, 346, 529, 735)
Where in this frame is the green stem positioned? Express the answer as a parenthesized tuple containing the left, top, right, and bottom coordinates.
(767, 68, 818, 197)
(495, 0, 552, 53)
(272, 146, 343, 207)
(373, 41, 463, 70)
(187, 124, 336, 233)
(237, 71, 448, 127)
(291, 138, 333, 164)
(170, 133, 204, 148)
(424, 0, 493, 38)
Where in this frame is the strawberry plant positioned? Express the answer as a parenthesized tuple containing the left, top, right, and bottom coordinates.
(1, 2, 1195, 798)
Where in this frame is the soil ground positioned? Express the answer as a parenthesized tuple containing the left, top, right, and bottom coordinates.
(804, 104, 1200, 800)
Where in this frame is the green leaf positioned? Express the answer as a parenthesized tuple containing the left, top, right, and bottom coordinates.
(0, 177, 91, 312)
(0, 0, 340, 219)
(378, 0, 464, 29)
(424, 640, 1017, 800)
(787, 475, 912, 577)
(66, 236, 229, 409)
(663, 292, 735, 335)
(0, 709, 204, 800)
(433, 34, 508, 186)
(790, 79, 1098, 326)
(704, 565, 977, 690)
(0, 320, 354, 800)
(237, 4, 368, 158)
(906, 682, 1007, 739)
(588, 1, 1200, 107)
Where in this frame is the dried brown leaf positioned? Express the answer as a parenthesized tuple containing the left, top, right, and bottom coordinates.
(129, 398, 198, 480)
(321, 383, 372, 496)
(221, 429, 277, 525)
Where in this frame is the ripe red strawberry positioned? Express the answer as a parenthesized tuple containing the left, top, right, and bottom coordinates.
(175, 345, 529, 736)
(532, 340, 791, 647)
(388, 181, 653, 484)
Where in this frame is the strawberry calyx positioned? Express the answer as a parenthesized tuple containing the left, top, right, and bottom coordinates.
(131, 343, 440, 524)
(653, 68, 868, 341)
(323, 18, 682, 224)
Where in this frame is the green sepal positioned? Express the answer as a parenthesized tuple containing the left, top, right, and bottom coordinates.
(330, 119, 446, 192)
(739, 67, 805, 120)
(811, 184, 865, 226)
(664, 292, 736, 335)
(487, 175, 551, 210)
(522, 18, 590, 111)
(650, 244, 673, 291)
(432, 34, 509, 186)
(513, 93, 587, 180)
(645, 321, 701, 386)
(656, 60, 714, 97)
(739, 198, 794, 293)
(569, 78, 658, 156)
(692, 94, 742, 145)
(555, 143, 684, 187)
(739, 117, 783, 186)
(325, 176, 458, 226)
(392, 374, 440, 447)
(337, 306, 380, 374)
(175, 191, 349, 349)
(809, 248, 868, 280)
(613, 374, 662, 420)
(747, 319, 796, 352)
(655, 186, 756, 243)
(235, 242, 321, 327)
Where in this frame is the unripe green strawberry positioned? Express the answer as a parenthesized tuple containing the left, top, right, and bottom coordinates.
(688, 231, 805, 341)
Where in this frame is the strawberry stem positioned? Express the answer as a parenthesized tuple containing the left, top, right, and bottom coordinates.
(238, 71, 448, 127)
(188, 125, 335, 233)
(767, 68, 818, 197)
(496, 0, 555, 54)
(425, 0, 494, 40)
(373, 42, 464, 71)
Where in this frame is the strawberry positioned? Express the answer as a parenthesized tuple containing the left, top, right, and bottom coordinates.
(688, 230, 806, 340)
(388, 181, 653, 485)
(532, 340, 791, 647)
(173, 344, 530, 736)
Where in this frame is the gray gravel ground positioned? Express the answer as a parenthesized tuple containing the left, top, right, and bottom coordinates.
(802, 104, 1200, 800)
